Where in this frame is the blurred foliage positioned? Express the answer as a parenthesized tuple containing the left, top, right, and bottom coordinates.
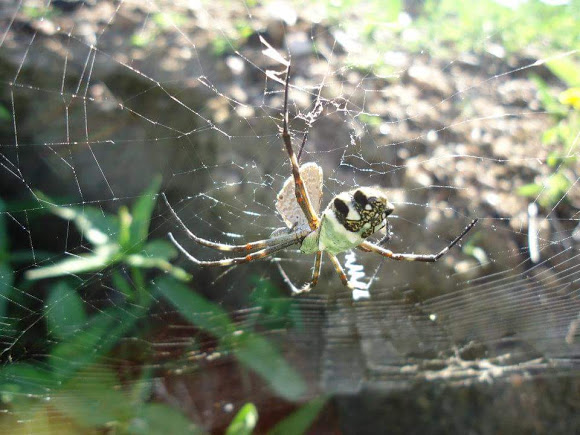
(420, 0, 580, 54)
(268, 396, 328, 435)
(248, 275, 304, 331)
(157, 277, 307, 400)
(226, 403, 258, 435)
(0, 365, 201, 434)
(0, 179, 315, 431)
(518, 58, 580, 208)
(26, 176, 190, 282)
(211, 19, 254, 56)
(131, 12, 187, 48)
(298, 0, 578, 71)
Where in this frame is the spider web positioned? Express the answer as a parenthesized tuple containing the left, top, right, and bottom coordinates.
(0, 0, 579, 432)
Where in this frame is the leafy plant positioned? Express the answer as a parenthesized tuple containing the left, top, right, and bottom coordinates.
(0, 365, 201, 434)
(131, 12, 187, 48)
(518, 60, 580, 208)
(25, 176, 190, 282)
(156, 277, 307, 401)
(420, 0, 580, 55)
(0, 178, 310, 432)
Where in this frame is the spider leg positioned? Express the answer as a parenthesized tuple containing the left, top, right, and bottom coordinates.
(359, 219, 478, 262)
(163, 193, 309, 252)
(168, 232, 299, 267)
(297, 132, 308, 163)
(276, 250, 322, 294)
(327, 253, 355, 289)
(281, 65, 319, 231)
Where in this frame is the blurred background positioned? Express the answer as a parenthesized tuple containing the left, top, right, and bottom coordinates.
(0, 0, 579, 433)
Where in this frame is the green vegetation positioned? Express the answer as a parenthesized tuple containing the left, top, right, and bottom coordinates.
(0, 179, 317, 432)
(299, 0, 578, 70)
(131, 12, 187, 48)
(420, 0, 580, 54)
(518, 57, 580, 208)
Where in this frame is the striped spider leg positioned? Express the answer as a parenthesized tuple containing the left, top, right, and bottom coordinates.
(162, 193, 310, 267)
(358, 219, 478, 262)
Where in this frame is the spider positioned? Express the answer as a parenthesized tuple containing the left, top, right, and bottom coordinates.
(164, 65, 478, 294)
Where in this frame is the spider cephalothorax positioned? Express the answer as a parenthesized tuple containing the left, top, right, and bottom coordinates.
(300, 187, 394, 255)
(332, 188, 394, 238)
(164, 60, 478, 294)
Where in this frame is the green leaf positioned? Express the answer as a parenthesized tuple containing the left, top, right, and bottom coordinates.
(232, 333, 306, 401)
(0, 363, 57, 400)
(517, 183, 542, 198)
(129, 403, 203, 435)
(157, 277, 305, 400)
(49, 304, 146, 382)
(128, 176, 162, 248)
(268, 397, 327, 435)
(226, 403, 258, 435)
(542, 172, 572, 207)
(119, 206, 132, 248)
(112, 271, 135, 301)
(542, 126, 559, 146)
(131, 32, 153, 48)
(35, 192, 119, 246)
(126, 254, 191, 282)
(45, 281, 87, 340)
(0, 198, 8, 255)
(141, 239, 177, 260)
(0, 262, 14, 319)
(0, 103, 11, 122)
(547, 58, 580, 87)
(129, 367, 153, 406)
(156, 276, 233, 334)
(25, 244, 119, 280)
(51, 366, 131, 428)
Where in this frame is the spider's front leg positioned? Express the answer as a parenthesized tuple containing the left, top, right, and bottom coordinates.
(360, 219, 478, 262)
(280, 65, 319, 231)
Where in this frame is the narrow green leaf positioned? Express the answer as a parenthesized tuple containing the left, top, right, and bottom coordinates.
(0, 262, 14, 318)
(157, 277, 305, 399)
(119, 206, 132, 248)
(25, 244, 119, 280)
(112, 271, 135, 301)
(35, 192, 119, 246)
(129, 403, 203, 435)
(52, 366, 131, 428)
(49, 305, 146, 382)
(0, 198, 8, 254)
(517, 183, 542, 198)
(45, 281, 87, 340)
(141, 239, 177, 260)
(232, 333, 306, 401)
(129, 367, 154, 406)
(0, 103, 11, 122)
(129, 176, 162, 248)
(268, 397, 328, 435)
(0, 363, 57, 399)
(155, 276, 233, 334)
(126, 254, 191, 282)
(226, 403, 258, 435)
(547, 58, 580, 87)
